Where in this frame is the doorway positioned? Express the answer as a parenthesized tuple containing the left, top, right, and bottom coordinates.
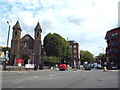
(19, 54, 30, 66)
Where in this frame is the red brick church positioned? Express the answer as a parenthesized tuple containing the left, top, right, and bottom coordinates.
(9, 21, 42, 66)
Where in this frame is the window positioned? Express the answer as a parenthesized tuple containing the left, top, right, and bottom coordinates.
(74, 50, 77, 53)
(70, 45, 72, 48)
(26, 36, 29, 39)
(74, 55, 77, 59)
(112, 33, 114, 36)
(15, 31, 17, 36)
(112, 33, 118, 36)
(74, 45, 76, 48)
(37, 32, 39, 37)
(115, 33, 118, 36)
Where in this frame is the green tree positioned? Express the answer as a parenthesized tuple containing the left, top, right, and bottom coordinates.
(80, 50, 94, 63)
(41, 56, 60, 65)
(96, 53, 106, 63)
(0, 46, 10, 56)
(43, 33, 72, 62)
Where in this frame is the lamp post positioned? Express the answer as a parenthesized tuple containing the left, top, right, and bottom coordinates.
(3, 21, 10, 71)
(7, 21, 10, 49)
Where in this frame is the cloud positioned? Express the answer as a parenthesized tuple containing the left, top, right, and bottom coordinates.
(0, 0, 119, 56)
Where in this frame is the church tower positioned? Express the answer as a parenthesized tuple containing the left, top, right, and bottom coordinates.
(34, 22, 42, 65)
(9, 21, 22, 65)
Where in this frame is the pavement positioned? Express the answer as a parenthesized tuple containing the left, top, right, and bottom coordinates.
(2, 68, 119, 88)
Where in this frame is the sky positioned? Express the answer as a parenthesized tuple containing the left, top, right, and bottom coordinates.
(0, 0, 119, 56)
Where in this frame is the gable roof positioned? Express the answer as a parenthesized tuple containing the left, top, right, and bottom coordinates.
(20, 34, 34, 40)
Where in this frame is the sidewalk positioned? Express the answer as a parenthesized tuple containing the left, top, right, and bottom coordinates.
(1, 68, 52, 73)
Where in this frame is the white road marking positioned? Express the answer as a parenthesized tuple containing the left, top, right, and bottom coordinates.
(17, 86, 24, 88)
(49, 75, 55, 77)
(33, 76, 40, 78)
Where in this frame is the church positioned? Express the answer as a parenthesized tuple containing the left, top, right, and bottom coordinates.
(9, 21, 42, 66)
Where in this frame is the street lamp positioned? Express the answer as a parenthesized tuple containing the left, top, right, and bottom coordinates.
(7, 21, 10, 49)
(3, 21, 10, 71)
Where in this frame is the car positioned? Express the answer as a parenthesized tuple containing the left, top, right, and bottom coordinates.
(97, 64, 103, 69)
(111, 66, 117, 70)
(93, 63, 98, 68)
(59, 64, 67, 71)
(84, 65, 91, 70)
(90, 63, 94, 68)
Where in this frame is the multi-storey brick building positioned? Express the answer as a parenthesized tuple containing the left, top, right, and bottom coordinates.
(68, 40, 80, 66)
(105, 27, 120, 68)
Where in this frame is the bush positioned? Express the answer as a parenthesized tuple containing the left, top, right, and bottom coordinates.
(41, 57, 60, 65)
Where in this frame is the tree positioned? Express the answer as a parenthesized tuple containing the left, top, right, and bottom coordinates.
(0, 46, 10, 56)
(80, 50, 94, 63)
(43, 33, 72, 62)
(96, 53, 106, 63)
(41, 57, 60, 66)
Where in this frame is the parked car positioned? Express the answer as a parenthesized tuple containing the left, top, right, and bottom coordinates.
(97, 64, 103, 69)
(111, 66, 117, 70)
(90, 63, 94, 68)
(59, 64, 67, 71)
(84, 65, 91, 70)
(83, 61, 88, 67)
(93, 63, 98, 68)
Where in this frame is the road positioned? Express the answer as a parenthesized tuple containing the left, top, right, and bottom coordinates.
(2, 69, 119, 88)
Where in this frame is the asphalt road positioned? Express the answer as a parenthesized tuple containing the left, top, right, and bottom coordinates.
(2, 69, 119, 88)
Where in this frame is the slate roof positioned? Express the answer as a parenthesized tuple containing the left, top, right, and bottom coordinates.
(34, 22, 42, 32)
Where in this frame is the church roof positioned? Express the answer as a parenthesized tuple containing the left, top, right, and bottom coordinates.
(13, 20, 22, 31)
(20, 34, 34, 40)
(15, 46, 33, 56)
(34, 22, 42, 32)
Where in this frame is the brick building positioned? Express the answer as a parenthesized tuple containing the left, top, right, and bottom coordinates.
(68, 40, 80, 66)
(105, 27, 120, 68)
(9, 21, 42, 66)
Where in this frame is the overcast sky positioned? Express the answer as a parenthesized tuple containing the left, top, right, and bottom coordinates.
(0, 0, 119, 56)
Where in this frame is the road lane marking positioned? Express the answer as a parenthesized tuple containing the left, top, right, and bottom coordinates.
(49, 75, 55, 77)
(17, 86, 24, 88)
(33, 76, 41, 78)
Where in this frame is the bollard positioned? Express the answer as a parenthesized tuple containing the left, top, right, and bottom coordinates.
(104, 66, 107, 72)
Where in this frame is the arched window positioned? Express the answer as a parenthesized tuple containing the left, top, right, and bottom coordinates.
(37, 32, 39, 37)
(15, 31, 17, 36)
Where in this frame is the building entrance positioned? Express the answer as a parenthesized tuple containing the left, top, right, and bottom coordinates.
(19, 54, 30, 66)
